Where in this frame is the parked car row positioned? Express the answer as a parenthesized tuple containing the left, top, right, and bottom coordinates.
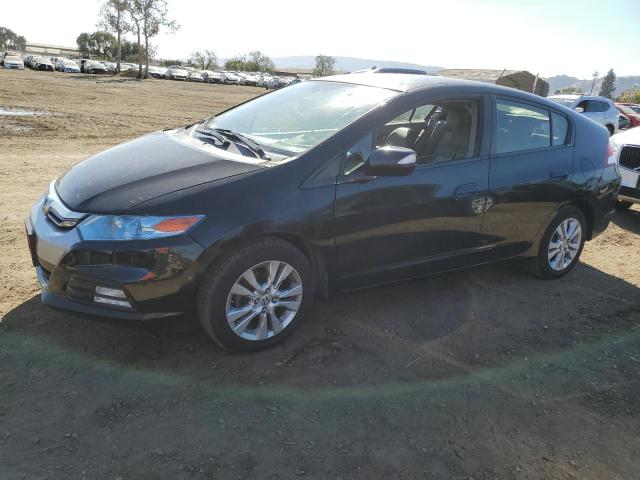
(4, 52, 304, 88)
(150, 65, 299, 88)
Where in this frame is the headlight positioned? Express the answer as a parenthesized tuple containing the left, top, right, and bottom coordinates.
(78, 215, 205, 241)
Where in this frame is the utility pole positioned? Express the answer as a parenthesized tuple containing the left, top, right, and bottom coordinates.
(590, 71, 598, 95)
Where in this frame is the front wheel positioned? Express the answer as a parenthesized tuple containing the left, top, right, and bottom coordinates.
(197, 238, 314, 352)
(525, 206, 586, 279)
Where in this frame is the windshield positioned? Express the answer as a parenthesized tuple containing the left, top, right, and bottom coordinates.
(548, 97, 578, 107)
(205, 80, 396, 155)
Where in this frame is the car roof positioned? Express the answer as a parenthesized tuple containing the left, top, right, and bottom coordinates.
(315, 73, 478, 92)
(313, 72, 570, 109)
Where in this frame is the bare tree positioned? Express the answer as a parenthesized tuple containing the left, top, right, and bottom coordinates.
(192, 50, 218, 70)
(127, 0, 178, 79)
(98, 0, 129, 73)
(313, 54, 336, 77)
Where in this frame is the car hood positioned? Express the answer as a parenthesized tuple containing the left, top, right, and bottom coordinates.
(56, 131, 264, 213)
(612, 127, 640, 146)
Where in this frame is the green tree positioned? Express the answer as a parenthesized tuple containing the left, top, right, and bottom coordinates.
(225, 55, 247, 71)
(599, 68, 616, 99)
(617, 88, 640, 104)
(0, 27, 26, 51)
(224, 51, 274, 72)
(120, 39, 140, 61)
(99, 0, 130, 72)
(191, 50, 218, 70)
(76, 31, 116, 58)
(245, 50, 274, 72)
(313, 54, 335, 77)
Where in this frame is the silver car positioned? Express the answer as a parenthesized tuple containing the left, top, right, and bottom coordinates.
(548, 94, 619, 136)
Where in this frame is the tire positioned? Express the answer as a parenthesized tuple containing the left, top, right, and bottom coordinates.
(197, 237, 314, 352)
(525, 205, 587, 279)
(615, 200, 633, 211)
(606, 125, 615, 136)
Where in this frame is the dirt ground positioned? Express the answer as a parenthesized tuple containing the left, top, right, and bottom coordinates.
(1, 69, 639, 480)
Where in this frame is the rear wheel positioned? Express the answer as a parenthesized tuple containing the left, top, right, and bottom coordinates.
(526, 206, 586, 279)
(197, 238, 313, 352)
(606, 125, 615, 136)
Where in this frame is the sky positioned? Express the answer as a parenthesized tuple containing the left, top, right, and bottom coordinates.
(5, 0, 640, 78)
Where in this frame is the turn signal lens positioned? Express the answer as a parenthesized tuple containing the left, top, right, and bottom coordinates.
(605, 142, 616, 166)
(153, 216, 203, 232)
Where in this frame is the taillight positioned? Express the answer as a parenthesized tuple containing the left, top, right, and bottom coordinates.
(605, 142, 615, 166)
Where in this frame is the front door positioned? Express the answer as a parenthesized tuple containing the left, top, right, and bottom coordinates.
(333, 95, 492, 289)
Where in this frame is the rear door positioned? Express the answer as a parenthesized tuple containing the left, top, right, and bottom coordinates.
(480, 96, 574, 258)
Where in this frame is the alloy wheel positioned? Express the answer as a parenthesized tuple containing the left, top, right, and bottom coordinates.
(547, 218, 582, 271)
(225, 260, 303, 341)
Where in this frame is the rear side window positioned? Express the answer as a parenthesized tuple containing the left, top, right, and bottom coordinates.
(496, 99, 550, 154)
(551, 112, 568, 146)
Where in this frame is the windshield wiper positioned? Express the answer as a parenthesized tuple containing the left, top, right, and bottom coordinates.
(210, 128, 271, 160)
(193, 127, 230, 146)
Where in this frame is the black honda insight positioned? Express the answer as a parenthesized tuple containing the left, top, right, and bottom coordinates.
(26, 73, 621, 351)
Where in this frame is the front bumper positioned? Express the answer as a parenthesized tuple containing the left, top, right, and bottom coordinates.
(26, 197, 205, 320)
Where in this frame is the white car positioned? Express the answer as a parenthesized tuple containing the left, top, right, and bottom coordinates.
(221, 72, 241, 84)
(3, 55, 24, 69)
(611, 128, 640, 210)
(200, 70, 222, 83)
(166, 68, 189, 80)
(548, 94, 619, 136)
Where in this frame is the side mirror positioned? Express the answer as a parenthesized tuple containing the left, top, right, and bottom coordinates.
(574, 107, 585, 113)
(366, 146, 416, 176)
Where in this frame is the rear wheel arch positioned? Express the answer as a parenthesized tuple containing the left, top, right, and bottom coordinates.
(567, 199, 595, 240)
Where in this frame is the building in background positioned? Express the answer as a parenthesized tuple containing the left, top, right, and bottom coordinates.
(24, 42, 79, 58)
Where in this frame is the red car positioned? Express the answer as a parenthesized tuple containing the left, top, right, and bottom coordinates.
(615, 103, 640, 128)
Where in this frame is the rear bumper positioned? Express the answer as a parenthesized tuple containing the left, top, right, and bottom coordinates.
(26, 197, 205, 320)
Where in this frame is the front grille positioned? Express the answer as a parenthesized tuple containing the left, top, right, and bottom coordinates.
(619, 146, 640, 171)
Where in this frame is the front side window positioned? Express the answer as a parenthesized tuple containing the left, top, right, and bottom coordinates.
(380, 100, 479, 164)
(206, 81, 396, 156)
(342, 99, 480, 175)
(496, 99, 550, 154)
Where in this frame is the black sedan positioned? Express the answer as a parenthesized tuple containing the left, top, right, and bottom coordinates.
(26, 73, 621, 351)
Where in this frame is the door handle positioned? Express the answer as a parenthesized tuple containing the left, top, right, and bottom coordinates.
(549, 169, 569, 182)
(454, 183, 478, 199)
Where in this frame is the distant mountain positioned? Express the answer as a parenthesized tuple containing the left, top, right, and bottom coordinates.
(545, 74, 640, 97)
(271, 55, 442, 73)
